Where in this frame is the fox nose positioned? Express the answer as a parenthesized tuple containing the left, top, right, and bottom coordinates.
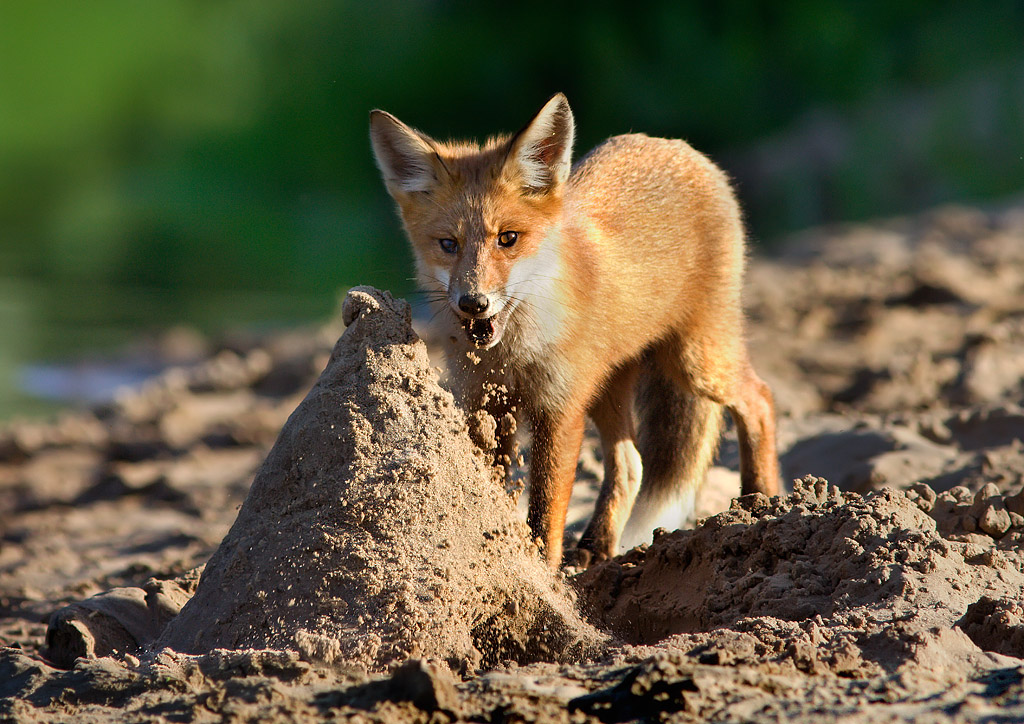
(458, 293, 490, 316)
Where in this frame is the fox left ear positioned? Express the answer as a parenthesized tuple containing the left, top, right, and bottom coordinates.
(505, 93, 575, 193)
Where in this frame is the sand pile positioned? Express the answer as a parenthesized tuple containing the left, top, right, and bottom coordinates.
(575, 476, 1024, 680)
(155, 286, 602, 672)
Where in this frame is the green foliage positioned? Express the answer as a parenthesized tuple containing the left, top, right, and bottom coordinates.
(2, 1, 1022, 295)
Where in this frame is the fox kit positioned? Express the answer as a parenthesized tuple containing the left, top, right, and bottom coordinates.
(370, 94, 778, 566)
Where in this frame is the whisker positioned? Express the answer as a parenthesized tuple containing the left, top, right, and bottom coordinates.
(505, 289, 561, 307)
(416, 272, 451, 290)
(504, 274, 562, 287)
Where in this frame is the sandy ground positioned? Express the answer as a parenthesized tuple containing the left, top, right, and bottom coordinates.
(2, 202, 1024, 722)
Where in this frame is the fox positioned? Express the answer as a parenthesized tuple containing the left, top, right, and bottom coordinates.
(369, 93, 778, 567)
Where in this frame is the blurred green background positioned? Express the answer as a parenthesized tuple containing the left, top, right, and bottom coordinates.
(2, 1, 1023, 418)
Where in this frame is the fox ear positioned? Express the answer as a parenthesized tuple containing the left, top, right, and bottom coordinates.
(369, 110, 442, 194)
(505, 93, 575, 193)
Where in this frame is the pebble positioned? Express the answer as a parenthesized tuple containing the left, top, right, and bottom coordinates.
(979, 505, 1011, 538)
(910, 483, 937, 512)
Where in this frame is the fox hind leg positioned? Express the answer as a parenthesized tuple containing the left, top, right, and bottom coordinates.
(727, 362, 779, 496)
(675, 330, 778, 498)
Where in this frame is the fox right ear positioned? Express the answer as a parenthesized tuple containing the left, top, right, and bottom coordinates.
(369, 110, 442, 194)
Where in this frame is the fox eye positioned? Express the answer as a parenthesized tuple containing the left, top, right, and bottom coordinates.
(497, 231, 519, 248)
(438, 238, 458, 254)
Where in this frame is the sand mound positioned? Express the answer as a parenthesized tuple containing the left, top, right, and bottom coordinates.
(575, 476, 1024, 676)
(155, 287, 602, 672)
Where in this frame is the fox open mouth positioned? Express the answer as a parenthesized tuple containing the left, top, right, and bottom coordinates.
(462, 316, 498, 348)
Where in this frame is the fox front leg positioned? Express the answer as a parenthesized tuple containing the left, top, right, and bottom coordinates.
(526, 407, 587, 566)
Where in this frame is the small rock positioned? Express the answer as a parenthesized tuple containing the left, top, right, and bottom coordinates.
(383, 659, 460, 714)
(971, 482, 1002, 516)
(949, 486, 973, 503)
(979, 506, 1011, 538)
(1007, 491, 1024, 516)
(961, 514, 978, 532)
(910, 483, 937, 512)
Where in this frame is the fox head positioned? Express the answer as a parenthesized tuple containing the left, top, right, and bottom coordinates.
(370, 94, 574, 349)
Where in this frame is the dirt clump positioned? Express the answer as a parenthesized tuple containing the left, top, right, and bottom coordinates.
(961, 596, 1024, 659)
(45, 568, 201, 668)
(155, 286, 602, 673)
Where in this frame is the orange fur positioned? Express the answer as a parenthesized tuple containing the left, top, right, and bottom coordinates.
(370, 94, 779, 566)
